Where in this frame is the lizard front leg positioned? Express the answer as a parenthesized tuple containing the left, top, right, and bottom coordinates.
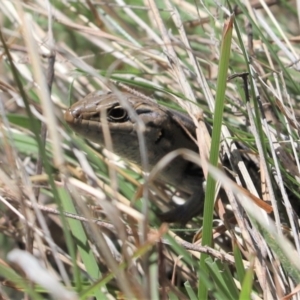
(158, 187, 204, 224)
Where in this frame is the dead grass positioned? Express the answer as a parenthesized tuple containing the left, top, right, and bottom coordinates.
(0, 0, 300, 299)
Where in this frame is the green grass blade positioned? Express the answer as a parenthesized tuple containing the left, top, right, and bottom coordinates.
(199, 14, 234, 299)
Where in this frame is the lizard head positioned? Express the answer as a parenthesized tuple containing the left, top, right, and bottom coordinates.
(64, 91, 175, 166)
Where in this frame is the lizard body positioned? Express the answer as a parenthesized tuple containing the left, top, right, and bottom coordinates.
(64, 91, 204, 223)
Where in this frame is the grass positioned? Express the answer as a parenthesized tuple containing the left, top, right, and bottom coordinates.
(0, 0, 300, 299)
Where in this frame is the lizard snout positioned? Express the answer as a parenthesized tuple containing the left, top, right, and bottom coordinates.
(64, 109, 77, 124)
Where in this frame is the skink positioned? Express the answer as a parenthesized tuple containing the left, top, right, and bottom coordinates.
(64, 91, 204, 223)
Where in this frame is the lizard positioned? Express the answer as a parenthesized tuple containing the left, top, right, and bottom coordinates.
(64, 91, 205, 223)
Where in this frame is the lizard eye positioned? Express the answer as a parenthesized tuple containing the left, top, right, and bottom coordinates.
(107, 105, 128, 122)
